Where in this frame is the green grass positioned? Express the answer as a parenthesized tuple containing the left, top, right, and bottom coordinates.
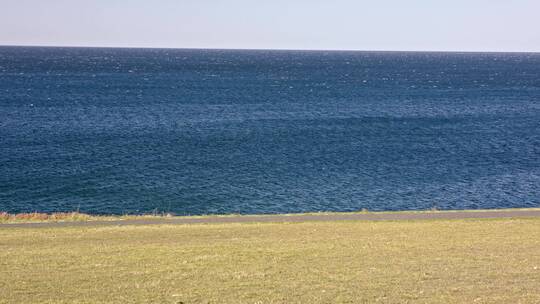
(1, 217, 540, 303)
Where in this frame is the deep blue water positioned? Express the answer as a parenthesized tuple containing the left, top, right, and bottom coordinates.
(1, 46, 539, 215)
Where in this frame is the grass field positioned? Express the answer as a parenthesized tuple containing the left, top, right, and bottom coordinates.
(1, 217, 539, 303)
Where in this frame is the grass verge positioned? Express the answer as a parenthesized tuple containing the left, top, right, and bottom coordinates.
(1, 217, 539, 303)
(0, 211, 171, 223)
(1, 208, 540, 224)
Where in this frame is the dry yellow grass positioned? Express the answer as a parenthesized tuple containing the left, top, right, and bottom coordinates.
(0, 212, 174, 223)
(2, 208, 539, 224)
(0, 212, 94, 222)
(1, 218, 539, 303)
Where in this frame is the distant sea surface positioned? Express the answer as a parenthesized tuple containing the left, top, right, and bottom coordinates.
(1, 47, 539, 215)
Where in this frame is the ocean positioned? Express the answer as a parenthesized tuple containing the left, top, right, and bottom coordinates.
(1, 46, 539, 215)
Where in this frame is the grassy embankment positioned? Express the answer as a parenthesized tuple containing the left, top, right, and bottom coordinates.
(1, 208, 539, 223)
(1, 212, 539, 303)
(0, 211, 163, 223)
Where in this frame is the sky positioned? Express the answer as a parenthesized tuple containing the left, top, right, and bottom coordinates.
(1, 0, 539, 52)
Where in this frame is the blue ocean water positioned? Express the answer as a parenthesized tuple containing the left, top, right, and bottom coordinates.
(1, 46, 539, 215)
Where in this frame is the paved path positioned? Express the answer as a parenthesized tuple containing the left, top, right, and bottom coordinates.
(2, 209, 540, 228)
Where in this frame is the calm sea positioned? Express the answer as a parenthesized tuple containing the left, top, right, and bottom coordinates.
(1, 47, 539, 215)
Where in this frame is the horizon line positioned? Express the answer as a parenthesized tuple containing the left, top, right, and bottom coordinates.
(1, 44, 539, 54)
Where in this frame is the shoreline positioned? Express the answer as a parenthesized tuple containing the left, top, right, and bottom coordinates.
(2, 207, 540, 228)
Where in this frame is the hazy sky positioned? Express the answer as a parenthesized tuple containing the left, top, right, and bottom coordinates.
(1, 0, 539, 52)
